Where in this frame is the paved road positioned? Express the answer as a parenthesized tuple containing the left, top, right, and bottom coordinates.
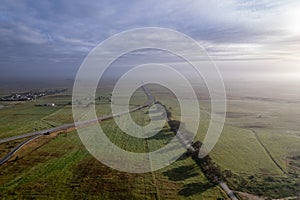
(0, 131, 45, 144)
(0, 86, 154, 165)
(0, 86, 238, 200)
(141, 85, 155, 106)
(0, 86, 154, 145)
(0, 135, 42, 165)
(219, 181, 239, 200)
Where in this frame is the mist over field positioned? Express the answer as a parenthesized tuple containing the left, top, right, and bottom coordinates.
(1, 0, 300, 199)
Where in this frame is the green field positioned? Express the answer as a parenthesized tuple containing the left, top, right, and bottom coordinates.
(0, 101, 60, 139)
(150, 84, 300, 198)
(0, 84, 300, 199)
(0, 106, 227, 199)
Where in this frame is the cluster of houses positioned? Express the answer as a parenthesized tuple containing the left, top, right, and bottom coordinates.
(0, 88, 67, 102)
(1, 92, 43, 101)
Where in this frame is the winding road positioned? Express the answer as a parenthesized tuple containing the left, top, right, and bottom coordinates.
(0, 135, 42, 165)
(0, 86, 154, 165)
(0, 86, 238, 200)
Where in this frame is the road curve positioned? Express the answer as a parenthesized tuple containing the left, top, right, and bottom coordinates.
(0, 135, 42, 165)
(0, 86, 239, 200)
(0, 86, 154, 165)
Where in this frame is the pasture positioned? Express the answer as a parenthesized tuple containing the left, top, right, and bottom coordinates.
(0, 83, 300, 198)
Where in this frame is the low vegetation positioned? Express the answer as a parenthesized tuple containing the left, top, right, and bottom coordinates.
(0, 89, 227, 199)
(1, 85, 300, 199)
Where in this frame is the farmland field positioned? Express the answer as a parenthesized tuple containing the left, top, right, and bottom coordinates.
(149, 83, 300, 198)
(0, 82, 300, 199)
(0, 94, 227, 199)
(2, 1, 300, 199)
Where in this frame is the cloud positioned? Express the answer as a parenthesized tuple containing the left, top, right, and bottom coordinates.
(0, 0, 299, 78)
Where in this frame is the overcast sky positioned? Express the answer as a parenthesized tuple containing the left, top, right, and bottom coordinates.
(1, 0, 300, 79)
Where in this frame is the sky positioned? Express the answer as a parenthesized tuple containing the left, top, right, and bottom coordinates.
(0, 0, 300, 79)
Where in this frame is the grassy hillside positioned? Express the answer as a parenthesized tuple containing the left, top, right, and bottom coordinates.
(0, 107, 227, 199)
(0, 101, 59, 139)
(1, 85, 299, 198)
(150, 85, 300, 198)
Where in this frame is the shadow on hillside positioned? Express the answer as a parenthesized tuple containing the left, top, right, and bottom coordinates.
(164, 153, 189, 165)
(175, 153, 189, 161)
(147, 131, 173, 141)
(178, 182, 215, 197)
(163, 165, 198, 181)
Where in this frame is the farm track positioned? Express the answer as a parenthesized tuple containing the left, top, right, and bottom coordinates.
(251, 129, 286, 175)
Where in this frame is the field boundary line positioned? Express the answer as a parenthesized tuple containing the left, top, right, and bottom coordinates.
(251, 129, 286, 175)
